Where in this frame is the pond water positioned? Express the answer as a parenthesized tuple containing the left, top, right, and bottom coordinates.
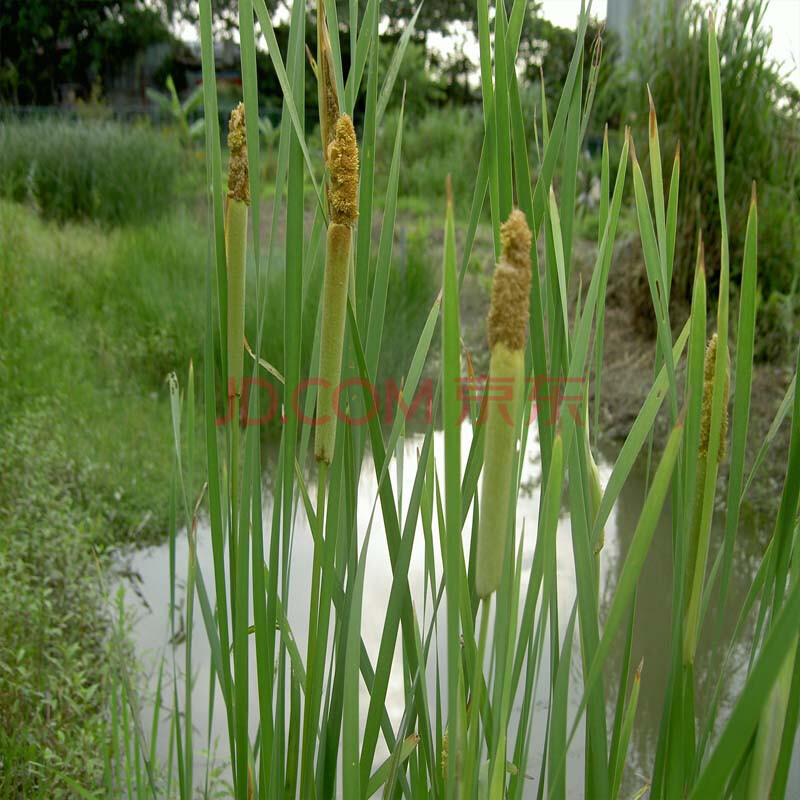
(119, 423, 799, 797)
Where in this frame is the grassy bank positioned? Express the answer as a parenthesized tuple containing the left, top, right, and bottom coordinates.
(0, 201, 208, 794)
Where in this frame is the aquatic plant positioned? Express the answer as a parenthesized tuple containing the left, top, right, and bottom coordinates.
(109, 3, 800, 799)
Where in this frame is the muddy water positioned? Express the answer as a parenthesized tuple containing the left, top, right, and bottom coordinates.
(120, 424, 799, 797)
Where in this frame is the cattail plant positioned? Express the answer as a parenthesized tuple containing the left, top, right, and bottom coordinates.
(476, 209, 531, 599)
(225, 102, 249, 400)
(134, 3, 800, 798)
(683, 332, 729, 664)
(314, 114, 359, 465)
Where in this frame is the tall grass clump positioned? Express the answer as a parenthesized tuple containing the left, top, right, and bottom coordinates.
(626, 0, 800, 301)
(0, 119, 182, 225)
(378, 104, 484, 208)
(108, 2, 800, 800)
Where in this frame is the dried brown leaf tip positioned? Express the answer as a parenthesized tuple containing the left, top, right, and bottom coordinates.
(227, 102, 249, 205)
(318, 0, 340, 160)
(699, 333, 730, 462)
(487, 209, 532, 351)
(328, 114, 359, 226)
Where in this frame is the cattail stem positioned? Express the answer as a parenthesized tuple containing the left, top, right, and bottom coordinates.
(476, 345, 524, 598)
(225, 202, 246, 574)
(683, 334, 729, 664)
(314, 223, 351, 464)
(314, 114, 358, 465)
(226, 199, 248, 398)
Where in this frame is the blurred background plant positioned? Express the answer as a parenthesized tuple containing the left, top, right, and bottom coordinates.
(0, 120, 183, 225)
(145, 74, 205, 147)
(619, 0, 800, 306)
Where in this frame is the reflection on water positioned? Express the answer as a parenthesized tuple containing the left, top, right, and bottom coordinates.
(120, 425, 799, 797)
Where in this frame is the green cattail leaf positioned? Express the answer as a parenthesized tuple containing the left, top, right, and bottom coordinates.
(365, 99, 404, 379)
(548, 605, 578, 800)
(477, 0, 501, 259)
(343, 0, 378, 113)
(742, 379, 796, 499)
(355, 10, 378, 329)
(611, 659, 642, 799)
(747, 639, 797, 799)
(342, 519, 373, 800)
(360, 431, 433, 787)
(647, 88, 667, 288)
(689, 575, 800, 799)
(713, 189, 757, 647)
(493, 0, 512, 220)
(559, 46, 582, 281)
(441, 179, 462, 794)
(559, 413, 685, 790)
(508, 64, 553, 474)
(251, 0, 323, 212)
(364, 734, 419, 798)
(630, 149, 679, 420)
(593, 125, 610, 447)
(665, 142, 680, 289)
(376, 4, 421, 125)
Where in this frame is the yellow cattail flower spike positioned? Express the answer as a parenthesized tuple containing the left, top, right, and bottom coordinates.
(327, 115, 359, 226)
(683, 332, 731, 664)
(315, 115, 359, 465)
(476, 210, 532, 599)
(226, 102, 250, 398)
(698, 332, 729, 463)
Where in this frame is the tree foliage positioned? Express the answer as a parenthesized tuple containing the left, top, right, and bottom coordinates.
(0, 0, 171, 104)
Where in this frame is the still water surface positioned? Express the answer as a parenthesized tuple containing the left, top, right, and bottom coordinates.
(121, 424, 799, 797)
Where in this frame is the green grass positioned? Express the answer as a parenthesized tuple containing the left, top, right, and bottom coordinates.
(0, 202, 209, 541)
(0, 120, 191, 226)
(0, 410, 113, 799)
(0, 200, 214, 796)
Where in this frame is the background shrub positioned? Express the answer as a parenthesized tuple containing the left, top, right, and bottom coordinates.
(624, 0, 800, 301)
(377, 105, 484, 209)
(0, 119, 182, 225)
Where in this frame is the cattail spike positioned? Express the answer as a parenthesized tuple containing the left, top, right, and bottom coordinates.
(227, 102, 249, 205)
(487, 209, 532, 351)
(699, 333, 730, 462)
(329, 114, 359, 225)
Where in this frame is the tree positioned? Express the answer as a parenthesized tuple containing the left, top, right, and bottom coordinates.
(0, 0, 170, 104)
